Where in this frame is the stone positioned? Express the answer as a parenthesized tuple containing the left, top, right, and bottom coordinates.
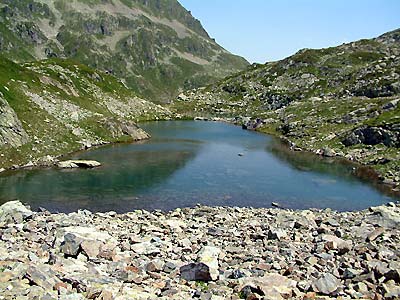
(322, 147, 336, 157)
(163, 261, 177, 273)
(0, 200, 33, 224)
(239, 273, 297, 299)
(180, 263, 213, 282)
(322, 234, 352, 254)
(25, 264, 60, 291)
(268, 228, 287, 240)
(366, 227, 385, 242)
(58, 226, 117, 259)
(60, 233, 82, 256)
(312, 273, 340, 295)
(131, 241, 160, 256)
(198, 246, 221, 281)
(57, 160, 101, 169)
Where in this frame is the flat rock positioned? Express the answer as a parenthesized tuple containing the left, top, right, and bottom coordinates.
(57, 160, 101, 169)
(57, 226, 117, 259)
(322, 234, 352, 254)
(239, 273, 297, 299)
(312, 273, 340, 295)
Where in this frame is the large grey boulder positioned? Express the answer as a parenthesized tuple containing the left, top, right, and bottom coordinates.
(57, 160, 101, 169)
(0, 200, 33, 224)
(57, 226, 117, 259)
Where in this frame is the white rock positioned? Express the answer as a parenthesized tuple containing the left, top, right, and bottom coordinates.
(198, 246, 221, 281)
(57, 160, 101, 169)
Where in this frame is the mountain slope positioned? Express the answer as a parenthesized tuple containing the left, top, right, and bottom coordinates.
(0, 0, 249, 102)
(0, 56, 170, 170)
(171, 29, 400, 189)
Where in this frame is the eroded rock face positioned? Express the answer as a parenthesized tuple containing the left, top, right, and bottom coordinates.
(0, 95, 29, 147)
(102, 119, 151, 141)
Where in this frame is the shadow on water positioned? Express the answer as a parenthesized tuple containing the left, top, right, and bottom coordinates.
(266, 137, 399, 199)
(0, 142, 199, 212)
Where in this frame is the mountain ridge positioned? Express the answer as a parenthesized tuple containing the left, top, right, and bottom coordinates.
(0, 0, 249, 102)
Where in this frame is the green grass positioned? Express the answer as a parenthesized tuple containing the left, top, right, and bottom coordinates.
(0, 57, 170, 169)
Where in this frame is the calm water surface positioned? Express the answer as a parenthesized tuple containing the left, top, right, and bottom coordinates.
(0, 121, 397, 212)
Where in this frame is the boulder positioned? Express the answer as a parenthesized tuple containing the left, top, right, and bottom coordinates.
(368, 205, 400, 228)
(180, 263, 213, 282)
(57, 160, 101, 169)
(0, 200, 33, 224)
(312, 273, 340, 295)
(342, 126, 398, 147)
(322, 234, 352, 254)
(198, 246, 221, 280)
(239, 273, 297, 299)
(25, 264, 60, 291)
(57, 227, 117, 259)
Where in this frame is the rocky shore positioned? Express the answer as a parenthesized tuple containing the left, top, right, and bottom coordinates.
(0, 201, 399, 299)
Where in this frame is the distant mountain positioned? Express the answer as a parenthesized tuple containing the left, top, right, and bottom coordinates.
(171, 29, 400, 188)
(0, 0, 249, 102)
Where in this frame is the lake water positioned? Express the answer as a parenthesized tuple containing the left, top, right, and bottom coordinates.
(0, 121, 397, 212)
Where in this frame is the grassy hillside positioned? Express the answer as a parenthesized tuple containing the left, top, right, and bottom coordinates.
(0, 56, 170, 169)
(170, 29, 400, 190)
(0, 0, 249, 102)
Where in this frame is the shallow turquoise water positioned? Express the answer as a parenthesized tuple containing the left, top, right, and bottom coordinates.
(0, 121, 397, 212)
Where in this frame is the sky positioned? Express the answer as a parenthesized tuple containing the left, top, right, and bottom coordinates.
(178, 0, 400, 63)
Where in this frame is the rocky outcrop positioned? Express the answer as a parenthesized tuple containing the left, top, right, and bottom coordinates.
(342, 126, 399, 147)
(102, 119, 151, 141)
(0, 200, 399, 299)
(0, 94, 29, 147)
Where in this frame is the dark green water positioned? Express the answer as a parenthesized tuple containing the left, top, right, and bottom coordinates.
(0, 121, 397, 212)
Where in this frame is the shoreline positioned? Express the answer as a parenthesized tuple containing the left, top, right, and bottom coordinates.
(1, 118, 399, 202)
(190, 117, 400, 197)
(0, 200, 399, 299)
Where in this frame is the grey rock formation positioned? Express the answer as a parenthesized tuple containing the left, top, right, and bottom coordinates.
(0, 95, 29, 147)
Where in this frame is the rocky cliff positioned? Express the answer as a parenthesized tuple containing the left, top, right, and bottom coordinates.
(0, 56, 170, 170)
(171, 29, 400, 190)
(0, 0, 249, 102)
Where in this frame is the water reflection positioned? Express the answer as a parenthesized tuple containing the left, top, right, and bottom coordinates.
(0, 121, 397, 212)
(0, 141, 198, 212)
